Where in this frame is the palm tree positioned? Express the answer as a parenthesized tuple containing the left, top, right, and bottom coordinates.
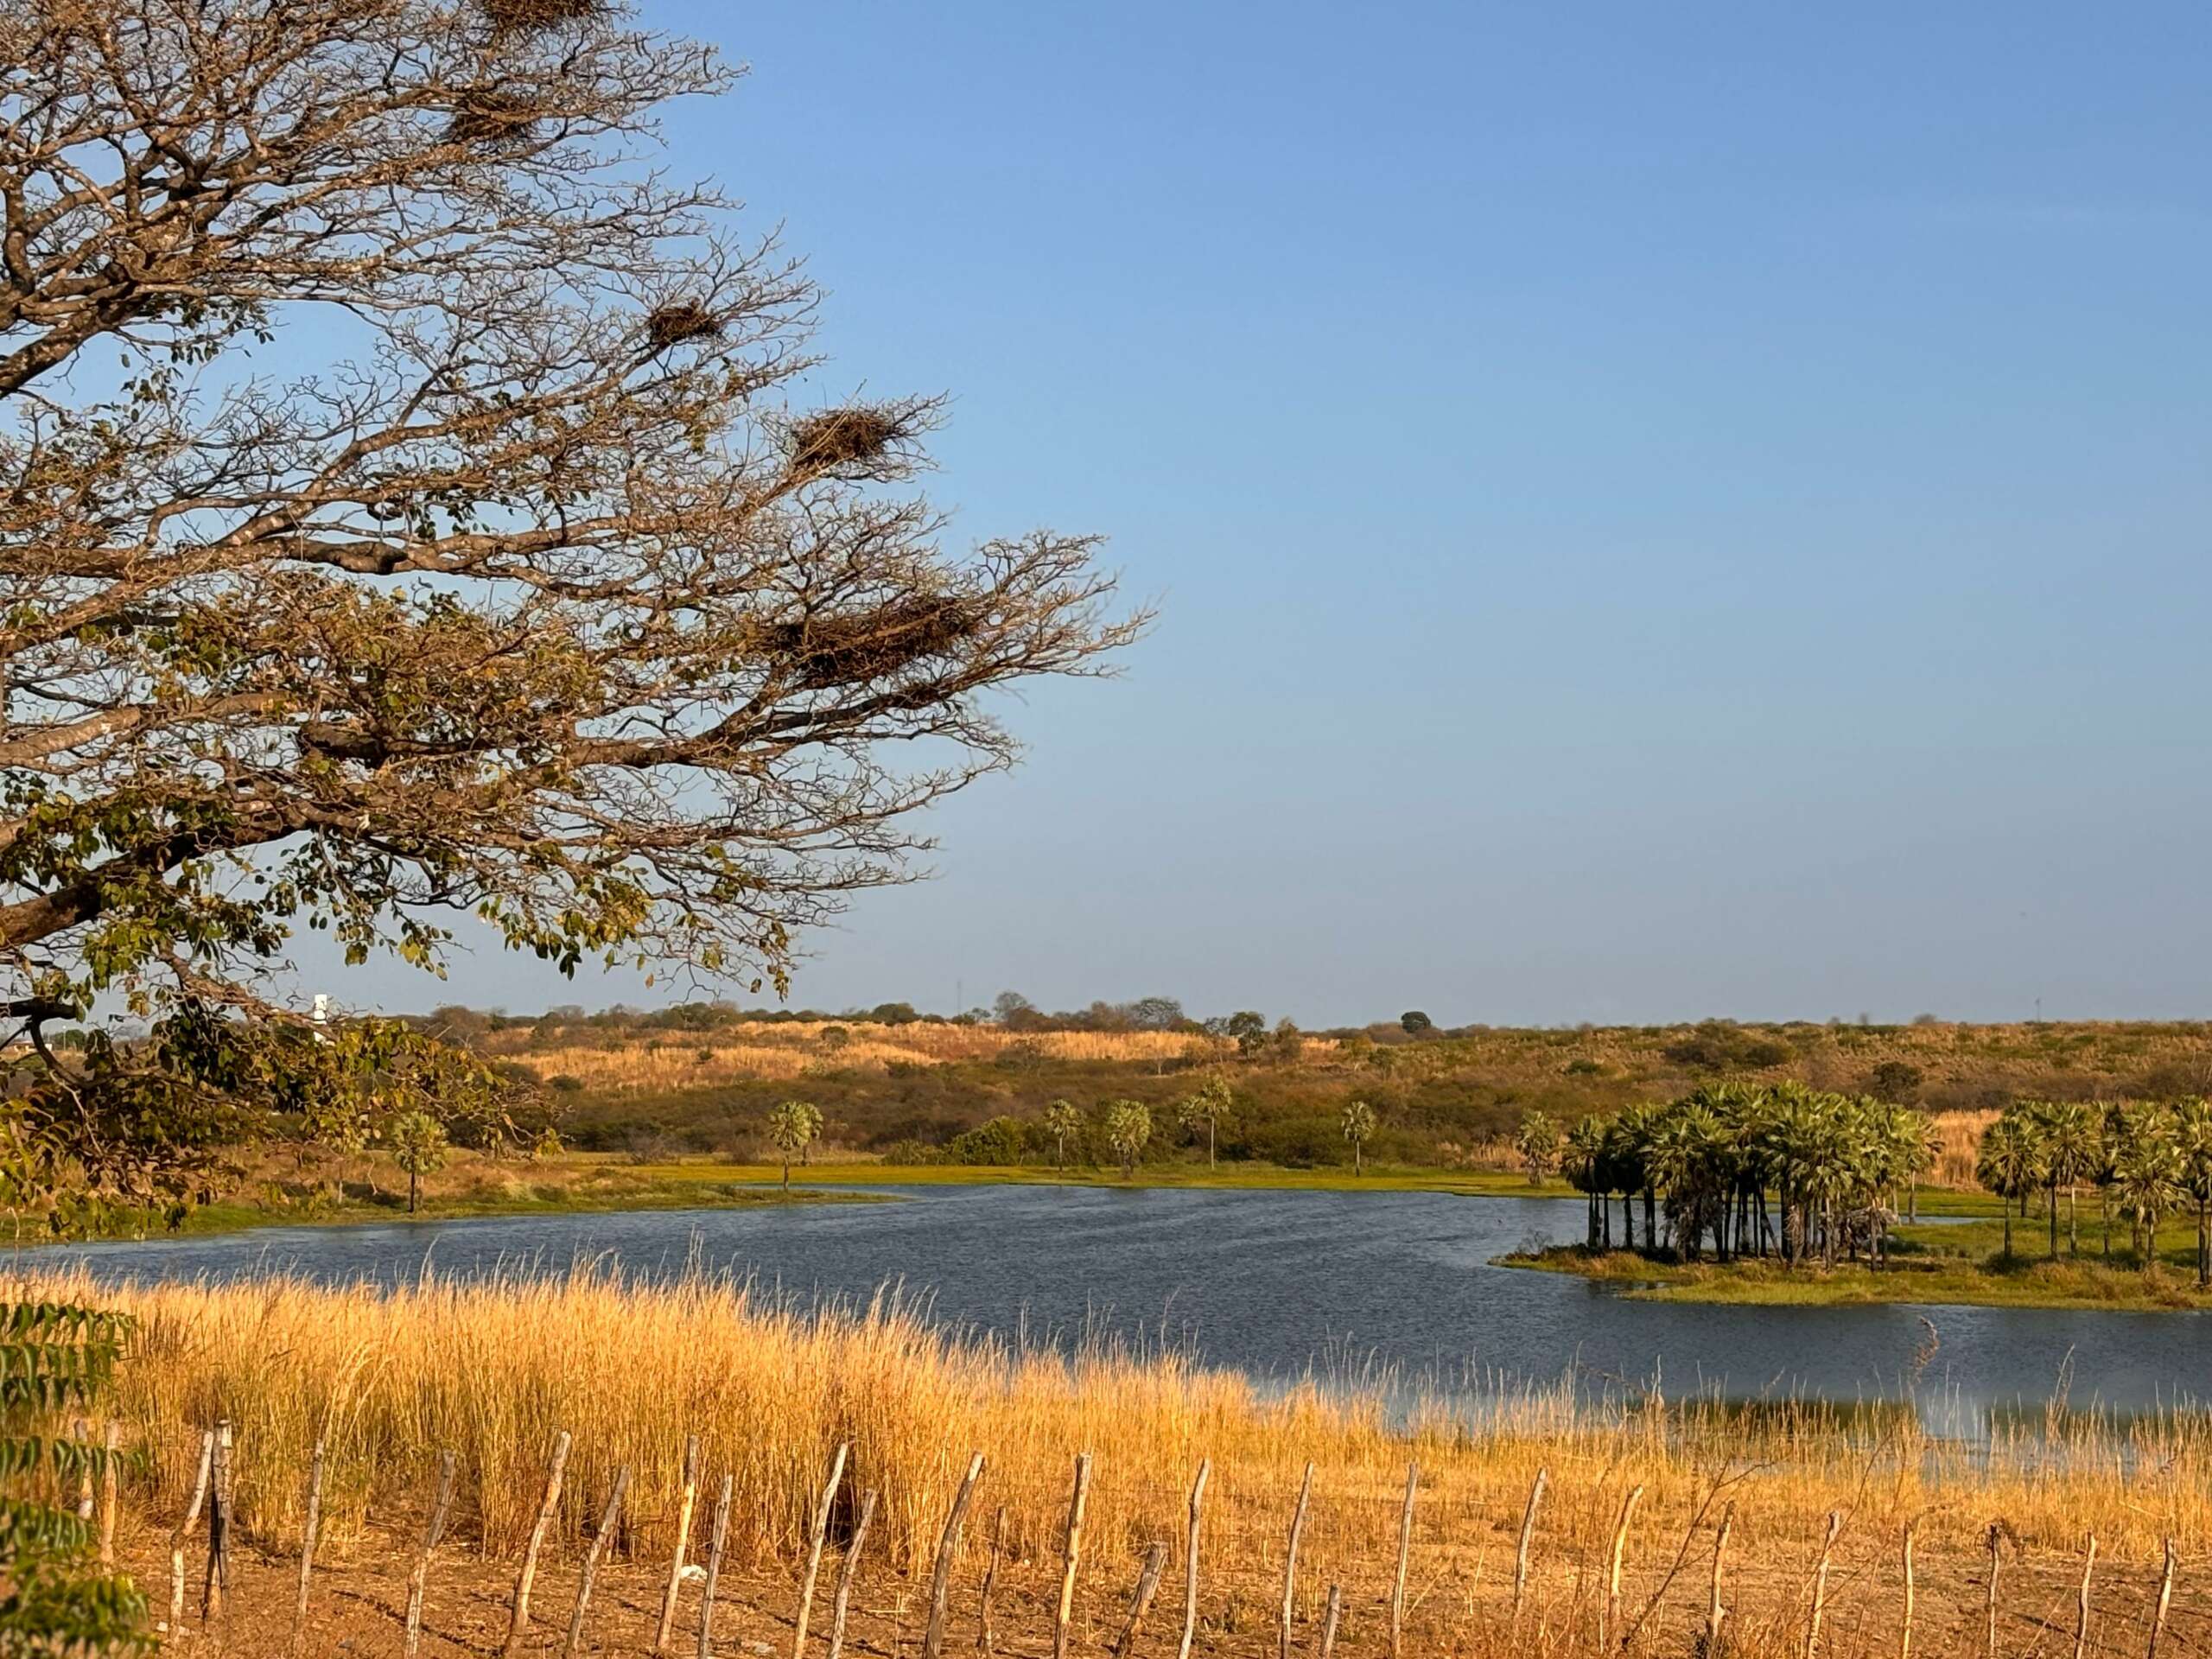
(2171, 1097, 2212, 1287)
(1564, 1116, 1609, 1249)
(1974, 1113, 2039, 1260)
(765, 1100, 823, 1191)
(2032, 1100, 2098, 1257)
(1102, 1099, 1150, 1179)
(2113, 1130, 2182, 1265)
(1341, 1099, 1376, 1175)
(1176, 1077, 1233, 1169)
(1042, 1099, 1081, 1173)
(1514, 1110, 1562, 1187)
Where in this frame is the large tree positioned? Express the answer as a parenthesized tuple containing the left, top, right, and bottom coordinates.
(0, 0, 1135, 1202)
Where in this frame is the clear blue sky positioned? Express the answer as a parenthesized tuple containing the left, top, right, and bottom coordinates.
(353, 2, 2212, 1025)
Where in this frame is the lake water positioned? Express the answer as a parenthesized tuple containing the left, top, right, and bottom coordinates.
(27, 1184, 2212, 1436)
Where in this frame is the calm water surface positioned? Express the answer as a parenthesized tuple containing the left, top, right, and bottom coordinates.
(27, 1185, 2212, 1434)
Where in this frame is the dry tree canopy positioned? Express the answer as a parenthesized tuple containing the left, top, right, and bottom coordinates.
(0, 0, 1145, 1036)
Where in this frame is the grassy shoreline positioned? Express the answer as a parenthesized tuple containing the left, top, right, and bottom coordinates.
(1502, 1233, 2212, 1311)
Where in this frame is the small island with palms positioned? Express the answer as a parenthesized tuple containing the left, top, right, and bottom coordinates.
(1500, 1087, 2212, 1310)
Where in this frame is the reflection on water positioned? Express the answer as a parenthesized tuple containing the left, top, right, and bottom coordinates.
(22, 1184, 2212, 1440)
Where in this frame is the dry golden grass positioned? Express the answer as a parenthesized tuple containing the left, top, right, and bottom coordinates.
(496, 1023, 1208, 1090)
(35, 1263, 2212, 1657)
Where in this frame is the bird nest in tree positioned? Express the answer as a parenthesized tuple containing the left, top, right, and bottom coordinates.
(645, 302, 721, 349)
(479, 0, 598, 34)
(767, 598, 982, 689)
(445, 89, 546, 147)
(787, 406, 914, 474)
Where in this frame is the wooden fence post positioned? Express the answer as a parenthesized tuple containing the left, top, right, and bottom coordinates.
(1984, 1522, 2004, 1659)
(504, 1430, 573, 1658)
(793, 1444, 849, 1659)
(167, 1430, 214, 1636)
(923, 1452, 987, 1659)
(1707, 1502, 1733, 1653)
(976, 1506, 1004, 1655)
(1899, 1516, 1917, 1659)
(2072, 1533, 2096, 1659)
(200, 1419, 233, 1624)
(96, 1421, 119, 1567)
(1389, 1461, 1417, 1659)
(696, 1473, 734, 1659)
(73, 1417, 92, 1520)
(2148, 1535, 2177, 1659)
(1601, 1484, 1643, 1652)
(1178, 1459, 1210, 1659)
(1316, 1584, 1343, 1659)
(1806, 1510, 1841, 1659)
(1054, 1452, 1093, 1659)
(825, 1488, 877, 1659)
(655, 1434, 704, 1656)
(1512, 1466, 1548, 1625)
(404, 1450, 459, 1659)
(563, 1465, 631, 1659)
(291, 1433, 327, 1656)
(1278, 1461, 1314, 1659)
(1111, 1543, 1168, 1659)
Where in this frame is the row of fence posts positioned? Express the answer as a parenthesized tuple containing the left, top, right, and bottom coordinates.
(145, 1421, 2191, 1659)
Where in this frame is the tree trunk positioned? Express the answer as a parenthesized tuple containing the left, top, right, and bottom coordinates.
(2001, 1196, 2012, 1258)
(1208, 1121, 1216, 1169)
(408, 1168, 419, 1215)
(2069, 1185, 2078, 1256)
(782, 1156, 791, 1192)
(2048, 1179, 2059, 1258)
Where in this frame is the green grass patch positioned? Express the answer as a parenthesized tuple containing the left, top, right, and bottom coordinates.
(1501, 1242, 2212, 1311)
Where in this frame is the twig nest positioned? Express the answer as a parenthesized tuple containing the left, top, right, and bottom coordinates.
(445, 88, 545, 147)
(479, 0, 599, 35)
(768, 597, 982, 688)
(645, 302, 721, 349)
(787, 406, 912, 474)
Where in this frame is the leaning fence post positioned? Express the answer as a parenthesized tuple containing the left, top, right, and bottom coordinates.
(2072, 1532, 2096, 1659)
(167, 1429, 214, 1635)
(563, 1465, 631, 1659)
(292, 1433, 327, 1656)
(1054, 1452, 1093, 1659)
(923, 1452, 987, 1659)
(404, 1450, 459, 1659)
(1707, 1502, 1733, 1652)
(825, 1487, 878, 1659)
(696, 1473, 734, 1659)
(97, 1421, 120, 1567)
(1805, 1510, 1841, 1659)
(794, 1444, 849, 1659)
(2148, 1535, 2177, 1659)
(1601, 1484, 1643, 1652)
(1278, 1461, 1314, 1659)
(1389, 1460, 1417, 1659)
(976, 1505, 1005, 1655)
(504, 1429, 572, 1658)
(201, 1419, 233, 1624)
(655, 1434, 704, 1656)
(1178, 1459, 1210, 1659)
(1512, 1465, 1548, 1625)
(1112, 1542, 1169, 1659)
(1316, 1583, 1343, 1659)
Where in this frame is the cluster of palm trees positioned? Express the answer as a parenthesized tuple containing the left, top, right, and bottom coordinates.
(1546, 1084, 1937, 1268)
(1975, 1097, 2212, 1282)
